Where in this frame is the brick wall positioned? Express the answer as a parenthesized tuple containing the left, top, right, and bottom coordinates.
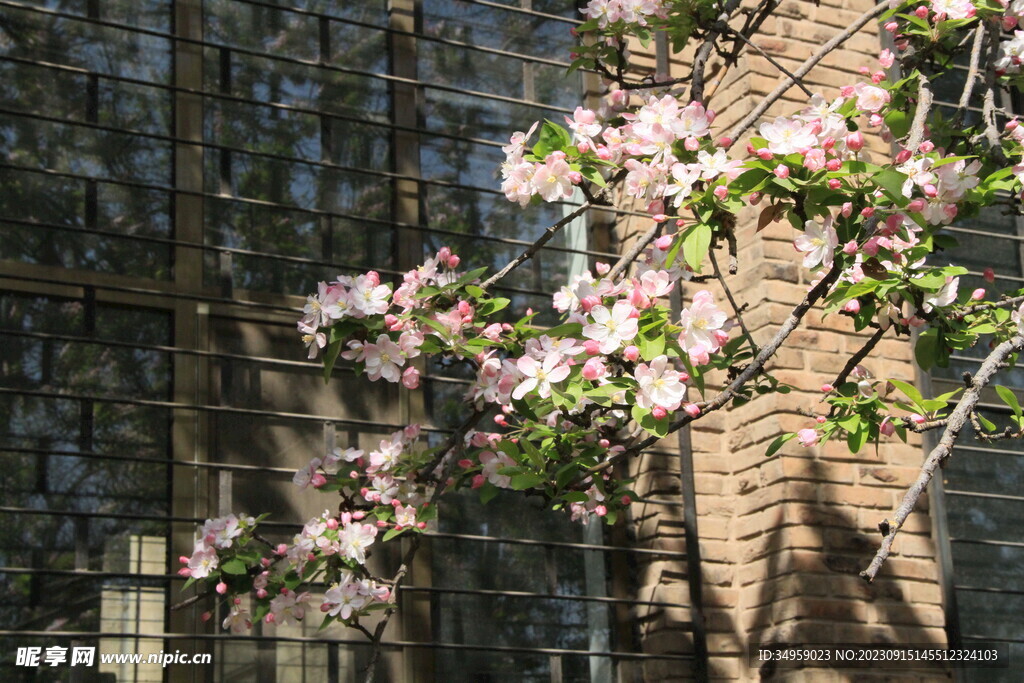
(617, 2, 951, 679)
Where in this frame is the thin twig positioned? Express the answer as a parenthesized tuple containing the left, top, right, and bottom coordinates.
(709, 246, 758, 355)
(861, 333, 1024, 582)
(725, 1, 889, 146)
(690, 0, 744, 103)
(480, 201, 594, 290)
(832, 327, 887, 389)
(955, 294, 1024, 316)
(362, 538, 420, 683)
(728, 28, 813, 98)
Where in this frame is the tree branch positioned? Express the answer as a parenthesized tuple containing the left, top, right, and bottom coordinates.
(953, 24, 986, 128)
(832, 326, 887, 389)
(728, 28, 813, 98)
(590, 260, 845, 475)
(709, 246, 758, 355)
(861, 333, 1024, 582)
(725, 1, 889, 146)
(904, 72, 933, 155)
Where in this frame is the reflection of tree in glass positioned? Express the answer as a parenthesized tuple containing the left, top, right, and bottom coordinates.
(202, 1, 394, 296)
(0, 295, 171, 633)
(0, 1, 173, 278)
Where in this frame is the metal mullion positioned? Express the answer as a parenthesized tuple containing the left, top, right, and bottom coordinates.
(0, 445, 301, 477)
(955, 585, 1024, 597)
(0, 630, 693, 661)
(0, 0, 574, 114)
(945, 489, 1024, 503)
(225, 0, 575, 68)
(950, 538, 1024, 549)
(0, 386, 426, 433)
(0, 503, 688, 558)
(2, 164, 643, 260)
(0, 53, 500, 148)
(398, 585, 691, 612)
(0, 328, 474, 389)
(457, 0, 582, 24)
(0, 269, 303, 314)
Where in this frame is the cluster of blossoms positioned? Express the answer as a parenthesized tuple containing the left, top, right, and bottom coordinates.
(581, 0, 669, 30)
(502, 95, 745, 218)
(181, 513, 257, 580)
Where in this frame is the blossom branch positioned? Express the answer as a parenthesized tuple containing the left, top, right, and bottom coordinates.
(709, 246, 758, 355)
(725, 0, 889, 145)
(904, 72, 933, 155)
(831, 326, 887, 389)
(953, 24, 986, 128)
(861, 333, 1024, 582)
(591, 260, 844, 475)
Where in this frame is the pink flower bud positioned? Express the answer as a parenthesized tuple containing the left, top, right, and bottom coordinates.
(275, 544, 288, 556)
(580, 295, 601, 312)
(438, 246, 452, 262)
(684, 136, 700, 151)
(652, 214, 668, 224)
(233, 597, 242, 605)
(576, 142, 590, 154)
(880, 418, 895, 437)
(599, 438, 611, 448)
(825, 158, 842, 172)
(816, 416, 827, 424)
(594, 505, 608, 517)
(757, 148, 774, 160)
(623, 345, 640, 362)
(717, 136, 732, 147)
(471, 474, 486, 489)
(583, 339, 602, 355)
(654, 235, 673, 251)
(177, 567, 192, 577)
(568, 171, 583, 184)
(688, 346, 710, 366)
(894, 149, 912, 164)
(216, 582, 228, 595)
(652, 406, 668, 420)
(845, 131, 865, 151)
(827, 179, 842, 190)
(201, 611, 212, 622)
(595, 145, 613, 161)
(256, 588, 268, 599)
(365, 270, 380, 287)
(861, 207, 875, 218)
(749, 192, 762, 205)
(595, 261, 611, 275)
(178, 555, 190, 564)
(915, 5, 928, 18)
(326, 517, 339, 530)
(416, 521, 428, 529)
(841, 202, 853, 218)
(493, 414, 507, 426)
(402, 366, 420, 390)
(265, 613, 276, 624)
(843, 240, 858, 255)
(884, 21, 898, 33)
(858, 66, 870, 76)
(843, 299, 861, 314)
(971, 288, 985, 300)
(582, 357, 606, 381)
(910, 413, 926, 425)
(983, 267, 996, 283)
(797, 428, 819, 447)
(713, 185, 729, 199)
(923, 183, 938, 198)
(448, 254, 461, 269)
(683, 403, 701, 418)
(822, 384, 835, 393)
(261, 557, 271, 567)
(918, 140, 934, 153)
(311, 473, 327, 488)
(774, 164, 790, 179)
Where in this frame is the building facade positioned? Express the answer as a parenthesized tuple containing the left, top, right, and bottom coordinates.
(0, 0, 1021, 681)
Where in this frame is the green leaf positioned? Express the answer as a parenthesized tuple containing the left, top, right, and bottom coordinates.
(479, 482, 499, 504)
(510, 472, 546, 490)
(995, 385, 1023, 419)
(682, 224, 712, 273)
(382, 527, 407, 542)
(322, 339, 342, 384)
(520, 437, 544, 469)
(765, 433, 796, 457)
(976, 413, 997, 431)
(888, 378, 924, 407)
(872, 168, 909, 206)
(847, 425, 869, 453)
(221, 559, 247, 576)
(915, 329, 939, 372)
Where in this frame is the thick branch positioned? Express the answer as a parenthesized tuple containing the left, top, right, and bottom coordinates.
(953, 25, 986, 128)
(362, 538, 419, 683)
(904, 72, 933, 155)
(689, 0, 744, 103)
(861, 333, 1024, 582)
(725, 1, 889, 145)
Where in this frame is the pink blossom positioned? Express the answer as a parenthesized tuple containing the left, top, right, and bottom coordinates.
(797, 428, 819, 447)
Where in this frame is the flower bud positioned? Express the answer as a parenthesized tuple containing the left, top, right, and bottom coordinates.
(402, 366, 420, 390)
(825, 158, 842, 172)
(623, 345, 640, 362)
(654, 235, 673, 251)
(843, 299, 861, 314)
(845, 131, 865, 151)
(448, 254, 461, 268)
(216, 582, 228, 595)
(583, 339, 602, 355)
(683, 403, 701, 418)
(717, 136, 732, 148)
(983, 267, 996, 283)
(774, 164, 790, 179)
(713, 185, 729, 199)
(971, 288, 985, 300)
(827, 178, 842, 190)
(756, 148, 774, 160)
(652, 406, 668, 420)
(884, 21, 898, 32)
(684, 136, 700, 151)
